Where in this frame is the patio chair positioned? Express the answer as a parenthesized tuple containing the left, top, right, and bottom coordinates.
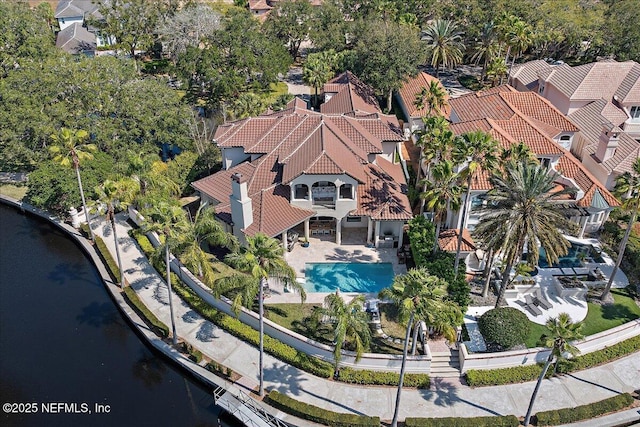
(533, 289, 552, 310)
(524, 294, 542, 316)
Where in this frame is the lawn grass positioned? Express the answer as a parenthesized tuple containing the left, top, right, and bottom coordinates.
(379, 303, 406, 339)
(0, 184, 28, 200)
(264, 303, 322, 334)
(524, 322, 551, 348)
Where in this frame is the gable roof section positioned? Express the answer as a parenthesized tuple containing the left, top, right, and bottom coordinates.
(438, 229, 476, 252)
(55, 0, 99, 19)
(509, 60, 553, 90)
(397, 71, 451, 118)
(556, 153, 619, 207)
(55, 22, 96, 54)
(321, 71, 382, 114)
(449, 87, 516, 121)
(500, 91, 578, 136)
(191, 162, 257, 204)
(614, 62, 640, 104)
(243, 185, 314, 237)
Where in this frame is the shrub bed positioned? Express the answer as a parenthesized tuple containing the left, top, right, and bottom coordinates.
(405, 415, 519, 427)
(338, 367, 430, 388)
(265, 390, 380, 427)
(535, 393, 634, 426)
(556, 335, 640, 373)
(465, 364, 549, 387)
(94, 235, 121, 282)
(478, 307, 529, 350)
(122, 286, 169, 338)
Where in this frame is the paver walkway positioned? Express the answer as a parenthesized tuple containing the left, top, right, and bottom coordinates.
(95, 213, 640, 423)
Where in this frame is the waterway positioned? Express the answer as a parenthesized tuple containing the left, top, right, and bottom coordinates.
(0, 204, 239, 427)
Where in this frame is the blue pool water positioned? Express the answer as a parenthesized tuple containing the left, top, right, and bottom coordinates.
(536, 242, 599, 268)
(304, 262, 394, 293)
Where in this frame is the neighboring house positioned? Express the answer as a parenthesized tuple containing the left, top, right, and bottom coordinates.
(509, 59, 640, 190)
(395, 71, 450, 134)
(192, 75, 412, 250)
(248, 0, 272, 21)
(54, 0, 115, 55)
(321, 71, 382, 115)
(448, 86, 619, 239)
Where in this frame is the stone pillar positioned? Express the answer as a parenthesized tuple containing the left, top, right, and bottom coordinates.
(367, 217, 373, 244)
(578, 216, 588, 239)
(304, 219, 309, 240)
(336, 218, 342, 245)
(374, 221, 381, 248)
(282, 231, 287, 251)
(398, 223, 404, 248)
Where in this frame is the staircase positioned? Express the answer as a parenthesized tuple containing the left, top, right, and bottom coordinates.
(429, 350, 461, 378)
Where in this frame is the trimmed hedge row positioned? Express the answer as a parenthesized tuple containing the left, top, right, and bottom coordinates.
(466, 334, 640, 386)
(405, 415, 519, 427)
(265, 390, 380, 427)
(122, 286, 169, 338)
(338, 367, 430, 388)
(535, 393, 635, 426)
(94, 235, 121, 283)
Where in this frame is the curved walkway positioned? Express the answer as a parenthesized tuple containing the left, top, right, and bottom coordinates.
(91, 213, 640, 424)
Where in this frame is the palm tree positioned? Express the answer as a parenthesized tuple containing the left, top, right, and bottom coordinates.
(143, 201, 186, 346)
(471, 22, 498, 83)
(224, 233, 303, 396)
(413, 80, 448, 118)
(126, 150, 180, 202)
(231, 93, 265, 120)
(501, 141, 538, 167)
(473, 162, 574, 308)
(421, 19, 465, 77)
(93, 178, 137, 287)
(523, 313, 583, 426)
(318, 292, 371, 374)
(507, 20, 533, 78)
(601, 157, 640, 301)
(172, 205, 238, 288)
(413, 115, 454, 199)
(421, 160, 462, 253)
(486, 56, 507, 87)
(49, 128, 97, 241)
(496, 13, 520, 67)
(452, 131, 499, 276)
(379, 268, 462, 427)
(303, 52, 335, 108)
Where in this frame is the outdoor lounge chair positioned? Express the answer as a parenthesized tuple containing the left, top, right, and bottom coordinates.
(524, 294, 543, 316)
(534, 289, 552, 310)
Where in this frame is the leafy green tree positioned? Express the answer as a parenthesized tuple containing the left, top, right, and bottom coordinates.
(316, 292, 371, 373)
(453, 130, 499, 275)
(474, 162, 573, 308)
(126, 151, 179, 201)
(49, 128, 97, 241)
(421, 19, 465, 77)
(264, 0, 313, 59)
(223, 233, 303, 396)
(308, 1, 351, 52)
(601, 158, 640, 301)
(523, 313, 583, 426)
(379, 268, 462, 427)
(231, 93, 265, 120)
(303, 52, 336, 108)
(601, 0, 640, 62)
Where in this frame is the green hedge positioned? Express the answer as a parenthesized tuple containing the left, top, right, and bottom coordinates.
(466, 334, 640, 386)
(535, 393, 634, 426)
(338, 367, 430, 388)
(94, 235, 121, 283)
(265, 390, 380, 427)
(405, 415, 519, 427)
(122, 286, 169, 338)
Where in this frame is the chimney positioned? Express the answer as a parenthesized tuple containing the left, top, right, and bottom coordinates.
(595, 124, 620, 163)
(230, 173, 253, 237)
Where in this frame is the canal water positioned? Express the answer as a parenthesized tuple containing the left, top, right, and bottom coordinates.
(0, 204, 240, 427)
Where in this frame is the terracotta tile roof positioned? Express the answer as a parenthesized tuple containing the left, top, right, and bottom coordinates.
(243, 185, 315, 237)
(321, 71, 382, 114)
(568, 99, 640, 175)
(352, 158, 413, 221)
(500, 91, 578, 135)
(556, 153, 620, 207)
(449, 87, 516, 121)
(492, 115, 563, 156)
(248, 0, 272, 11)
(396, 72, 451, 118)
(438, 228, 476, 252)
(191, 162, 257, 204)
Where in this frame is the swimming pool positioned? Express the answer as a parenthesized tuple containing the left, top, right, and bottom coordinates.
(536, 242, 602, 268)
(303, 262, 394, 293)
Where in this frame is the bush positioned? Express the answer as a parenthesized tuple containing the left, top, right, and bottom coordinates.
(556, 335, 640, 374)
(122, 286, 169, 338)
(408, 216, 436, 267)
(94, 235, 121, 283)
(479, 307, 530, 350)
(405, 415, 519, 427)
(265, 390, 380, 427)
(338, 367, 430, 388)
(466, 364, 548, 387)
(535, 393, 634, 426)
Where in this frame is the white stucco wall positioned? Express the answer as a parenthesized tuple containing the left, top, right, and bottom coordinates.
(57, 16, 83, 31)
(221, 147, 250, 170)
(289, 174, 358, 220)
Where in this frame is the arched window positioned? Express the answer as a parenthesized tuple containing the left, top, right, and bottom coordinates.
(294, 184, 309, 200)
(339, 184, 353, 199)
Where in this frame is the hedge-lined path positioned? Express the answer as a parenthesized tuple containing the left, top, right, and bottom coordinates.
(96, 213, 640, 424)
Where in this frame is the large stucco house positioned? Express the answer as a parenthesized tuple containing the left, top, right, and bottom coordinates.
(191, 73, 413, 250)
(54, 0, 115, 55)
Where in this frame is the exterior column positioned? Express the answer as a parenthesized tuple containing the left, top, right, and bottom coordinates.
(282, 231, 287, 250)
(336, 218, 342, 245)
(304, 219, 309, 240)
(367, 217, 373, 244)
(398, 223, 404, 248)
(578, 216, 588, 239)
(374, 221, 381, 248)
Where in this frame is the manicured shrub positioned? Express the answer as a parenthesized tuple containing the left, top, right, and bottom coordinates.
(338, 367, 430, 388)
(408, 216, 436, 267)
(478, 307, 529, 350)
(122, 286, 169, 338)
(265, 390, 380, 427)
(535, 393, 634, 426)
(405, 415, 519, 427)
(465, 364, 549, 387)
(556, 335, 640, 373)
(94, 235, 121, 283)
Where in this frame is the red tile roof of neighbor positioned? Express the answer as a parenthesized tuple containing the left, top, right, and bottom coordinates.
(193, 90, 411, 238)
(438, 228, 476, 252)
(321, 71, 382, 115)
(449, 87, 620, 207)
(396, 71, 451, 118)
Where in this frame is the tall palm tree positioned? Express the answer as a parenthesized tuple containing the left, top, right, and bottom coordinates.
(126, 150, 180, 202)
(93, 178, 137, 287)
(317, 292, 371, 374)
(143, 201, 186, 346)
(496, 13, 520, 67)
(471, 22, 498, 83)
(413, 80, 448, 118)
(49, 128, 97, 241)
(413, 116, 454, 203)
(379, 268, 462, 427)
(303, 52, 335, 108)
(508, 20, 533, 77)
(231, 93, 265, 120)
(172, 205, 238, 288)
(452, 131, 499, 276)
(421, 160, 463, 253)
(486, 56, 507, 87)
(523, 313, 583, 426)
(474, 162, 574, 308)
(501, 141, 538, 167)
(224, 233, 303, 396)
(421, 19, 465, 77)
(601, 157, 640, 301)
